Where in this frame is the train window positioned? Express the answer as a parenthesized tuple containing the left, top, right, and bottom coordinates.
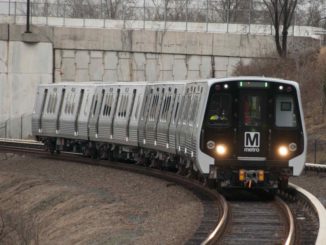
(243, 95, 261, 127)
(189, 96, 198, 124)
(84, 94, 90, 116)
(134, 96, 141, 119)
(206, 93, 231, 127)
(102, 94, 108, 116)
(124, 95, 129, 118)
(275, 95, 297, 127)
(71, 93, 76, 114)
(107, 94, 112, 116)
(141, 94, 150, 120)
(92, 95, 98, 117)
(173, 95, 180, 124)
(47, 94, 51, 114)
(149, 94, 159, 121)
(51, 92, 57, 114)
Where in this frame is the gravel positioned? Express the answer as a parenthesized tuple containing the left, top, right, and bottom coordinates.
(0, 153, 203, 245)
(290, 171, 326, 208)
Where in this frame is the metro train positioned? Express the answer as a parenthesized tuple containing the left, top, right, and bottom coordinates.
(32, 77, 307, 190)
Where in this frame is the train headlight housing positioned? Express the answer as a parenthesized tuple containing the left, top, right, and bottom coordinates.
(278, 146, 289, 157)
(216, 144, 227, 156)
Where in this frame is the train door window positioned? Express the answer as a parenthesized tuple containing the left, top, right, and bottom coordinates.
(206, 93, 231, 127)
(149, 93, 159, 121)
(173, 95, 180, 124)
(134, 95, 141, 119)
(92, 94, 98, 118)
(71, 93, 76, 114)
(84, 93, 90, 116)
(141, 93, 150, 120)
(275, 95, 297, 127)
(124, 95, 129, 118)
(243, 95, 261, 127)
(189, 95, 198, 126)
(47, 94, 52, 114)
(129, 89, 137, 119)
(118, 95, 122, 117)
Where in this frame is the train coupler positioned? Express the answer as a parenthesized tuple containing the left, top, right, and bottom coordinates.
(239, 169, 265, 188)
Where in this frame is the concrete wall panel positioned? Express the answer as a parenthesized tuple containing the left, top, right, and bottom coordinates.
(200, 56, 212, 79)
(61, 58, 75, 81)
(145, 54, 159, 81)
(8, 42, 52, 74)
(173, 56, 187, 80)
(75, 69, 90, 82)
(117, 58, 131, 81)
(103, 69, 118, 82)
(75, 51, 90, 69)
(104, 52, 118, 70)
(89, 57, 104, 81)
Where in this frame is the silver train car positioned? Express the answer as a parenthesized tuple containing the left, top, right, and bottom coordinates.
(32, 77, 307, 189)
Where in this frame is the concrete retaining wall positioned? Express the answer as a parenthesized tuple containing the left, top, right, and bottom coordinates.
(0, 23, 320, 139)
(0, 24, 53, 139)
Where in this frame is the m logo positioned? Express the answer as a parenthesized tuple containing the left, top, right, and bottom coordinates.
(244, 132, 260, 147)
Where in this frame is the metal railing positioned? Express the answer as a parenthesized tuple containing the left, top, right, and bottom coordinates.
(308, 139, 326, 165)
(0, 0, 322, 35)
(0, 121, 7, 138)
(0, 114, 32, 140)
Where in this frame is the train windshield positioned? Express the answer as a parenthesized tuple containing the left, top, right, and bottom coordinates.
(206, 93, 231, 126)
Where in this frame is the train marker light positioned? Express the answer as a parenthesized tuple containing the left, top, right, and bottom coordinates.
(216, 144, 227, 156)
(278, 146, 289, 157)
(224, 84, 229, 89)
(239, 169, 246, 181)
(258, 170, 264, 182)
(278, 85, 284, 90)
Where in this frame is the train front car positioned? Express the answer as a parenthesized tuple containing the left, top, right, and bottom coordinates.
(200, 77, 306, 190)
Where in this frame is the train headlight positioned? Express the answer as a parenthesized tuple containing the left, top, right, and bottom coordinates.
(216, 144, 227, 156)
(278, 146, 289, 157)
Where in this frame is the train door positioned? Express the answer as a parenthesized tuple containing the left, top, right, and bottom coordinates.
(238, 91, 268, 159)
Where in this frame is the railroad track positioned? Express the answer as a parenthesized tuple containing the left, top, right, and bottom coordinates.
(1, 139, 325, 244)
(219, 191, 294, 245)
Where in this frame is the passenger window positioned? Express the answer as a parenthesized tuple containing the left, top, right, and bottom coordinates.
(92, 95, 98, 117)
(84, 94, 89, 116)
(243, 95, 261, 127)
(275, 95, 297, 127)
(206, 93, 231, 127)
(134, 96, 141, 119)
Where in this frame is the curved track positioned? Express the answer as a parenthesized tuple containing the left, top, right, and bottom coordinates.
(218, 190, 294, 245)
(1, 139, 324, 244)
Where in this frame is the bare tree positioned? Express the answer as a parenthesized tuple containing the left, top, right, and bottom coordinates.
(208, 0, 250, 23)
(65, 0, 100, 18)
(263, 0, 298, 57)
(104, 0, 124, 19)
(305, 0, 323, 27)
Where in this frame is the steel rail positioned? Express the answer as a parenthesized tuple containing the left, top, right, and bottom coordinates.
(305, 162, 326, 171)
(275, 196, 295, 245)
(201, 194, 228, 245)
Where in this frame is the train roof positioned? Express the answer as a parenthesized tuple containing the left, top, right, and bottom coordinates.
(36, 77, 299, 89)
(206, 76, 298, 87)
